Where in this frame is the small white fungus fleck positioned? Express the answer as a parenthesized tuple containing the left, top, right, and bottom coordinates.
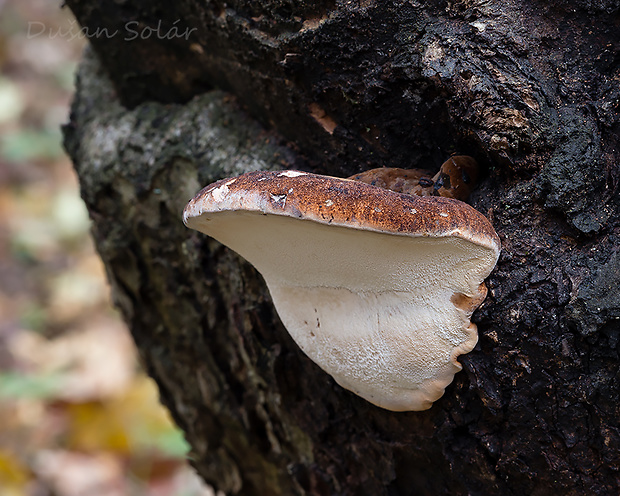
(270, 193, 287, 207)
(279, 171, 307, 178)
(211, 178, 237, 202)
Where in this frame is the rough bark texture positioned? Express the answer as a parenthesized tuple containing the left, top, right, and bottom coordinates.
(63, 1, 619, 495)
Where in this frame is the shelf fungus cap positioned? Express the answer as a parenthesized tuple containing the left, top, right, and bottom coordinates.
(184, 170, 500, 411)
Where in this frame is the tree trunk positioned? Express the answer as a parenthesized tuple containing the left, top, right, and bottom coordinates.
(62, 1, 620, 495)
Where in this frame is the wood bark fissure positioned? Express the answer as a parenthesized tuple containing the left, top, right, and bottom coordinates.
(63, 1, 619, 494)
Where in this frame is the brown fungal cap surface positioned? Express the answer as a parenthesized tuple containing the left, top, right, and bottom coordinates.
(184, 170, 499, 248)
(184, 170, 500, 411)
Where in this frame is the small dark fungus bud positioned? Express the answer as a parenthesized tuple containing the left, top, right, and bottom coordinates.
(347, 167, 435, 196)
(348, 156, 479, 201)
(419, 177, 434, 188)
(432, 155, 479, 201)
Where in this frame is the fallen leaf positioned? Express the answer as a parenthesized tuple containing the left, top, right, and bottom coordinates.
(33, 450, 126, 496)
(9, 321, 135, 401)
(0, 77, 24, 124)
(0, 448, 30, 495)
(64, 376, 189, 457)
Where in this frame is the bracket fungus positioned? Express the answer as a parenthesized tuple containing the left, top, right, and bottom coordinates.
(349, 155, 479, 200)
(183, 168, 500, 411)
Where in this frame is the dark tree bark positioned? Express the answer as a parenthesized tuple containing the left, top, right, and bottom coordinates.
(63, 1, 620, 495)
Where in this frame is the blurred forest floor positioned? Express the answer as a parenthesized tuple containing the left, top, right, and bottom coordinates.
(0, 1, 214, 494)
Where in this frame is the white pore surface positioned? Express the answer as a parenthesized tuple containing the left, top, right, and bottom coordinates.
(190, 210, 497, 411)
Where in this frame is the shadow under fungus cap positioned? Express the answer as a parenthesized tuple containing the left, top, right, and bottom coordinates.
(184, 170, 500, 411)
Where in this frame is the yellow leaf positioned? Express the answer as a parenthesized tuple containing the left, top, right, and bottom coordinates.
(0, 449, 30, 495)
(65, 401, 130, 454)
(64, 376, 187, 457)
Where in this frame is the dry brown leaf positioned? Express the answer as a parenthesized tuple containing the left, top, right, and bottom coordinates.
(33, 450, 126, 496)
(9, 321, 135, 401)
